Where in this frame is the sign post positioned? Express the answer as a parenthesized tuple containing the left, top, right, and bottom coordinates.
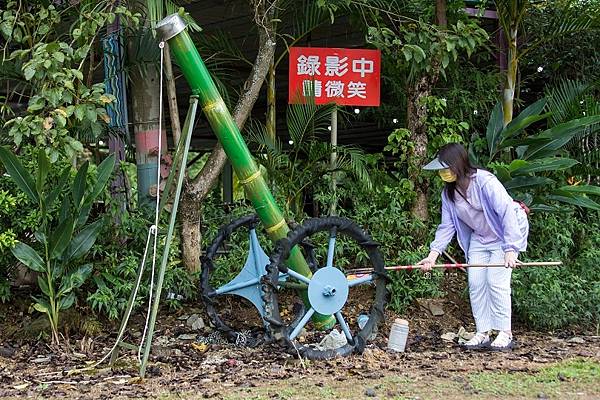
(330, 106, 338, 214)
(288, 47, 381, 213)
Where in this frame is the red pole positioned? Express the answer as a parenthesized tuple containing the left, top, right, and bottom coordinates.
(348, 261, 563, 275)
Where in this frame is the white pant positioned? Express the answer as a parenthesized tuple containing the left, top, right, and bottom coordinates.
(467, 239, 513, 332)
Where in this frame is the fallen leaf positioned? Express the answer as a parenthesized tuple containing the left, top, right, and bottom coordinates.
(13, 383, 29, 390)
(441, 332, 457, 342)
(43, 117, 53, 130)
(191, 342, 209, 354)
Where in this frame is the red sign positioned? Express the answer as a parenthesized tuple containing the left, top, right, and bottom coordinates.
(288, 47, 381, 106)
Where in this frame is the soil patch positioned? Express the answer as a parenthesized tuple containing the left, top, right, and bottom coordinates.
(1, 273, 598, 399)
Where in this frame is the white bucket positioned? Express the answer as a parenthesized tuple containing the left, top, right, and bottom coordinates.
(387, 318, 409, 352)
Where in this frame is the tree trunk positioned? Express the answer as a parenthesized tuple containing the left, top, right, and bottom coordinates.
(435, 0, 447, 27)
(407, 3, 446, 222)
(266, 58, 276, 140)
(130, 60, 164, 208)
(407, 74, 437, 222)
(164, 42, 182, 146)
(503, 25, 518, 127)
(180, 187, 202, 272)
(129, 22, 167, 209)
(180, 0, 278, 272)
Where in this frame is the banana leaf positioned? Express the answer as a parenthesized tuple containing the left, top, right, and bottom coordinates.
(0, 147, 39, 203)
(504, 176, 555, 190)
(524, 115, 600, 160)
(547, 193, 600, 210)
(511, 157, 578, 175)
(557, 185, 600, 196)
(486, 102, 504, 157)
(500, 98, 549, 140)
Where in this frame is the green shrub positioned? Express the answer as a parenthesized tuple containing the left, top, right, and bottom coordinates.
(0, 147, 114, 344)
(315, 160, 445, 313)
(198, 194, 263, 288)
(0, 151, 50, 302)
(386, 248, 444, 313)
(513, 211, 600, 330)
(0, 189, 19, 302)
(87, 205, 196, 319)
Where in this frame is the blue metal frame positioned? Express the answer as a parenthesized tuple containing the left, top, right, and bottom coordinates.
(213, 229, 287, 323)
(216, 224, 375, 344)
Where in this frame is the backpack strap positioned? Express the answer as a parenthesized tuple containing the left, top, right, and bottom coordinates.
(515, 200, 530, 215)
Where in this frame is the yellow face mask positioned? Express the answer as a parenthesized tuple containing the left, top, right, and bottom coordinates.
(438, 168, 457, 182)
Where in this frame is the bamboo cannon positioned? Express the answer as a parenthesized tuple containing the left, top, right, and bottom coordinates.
(155, 15, 334, 330)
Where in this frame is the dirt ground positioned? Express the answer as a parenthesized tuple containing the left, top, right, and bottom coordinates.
(1, 275, 599, 400)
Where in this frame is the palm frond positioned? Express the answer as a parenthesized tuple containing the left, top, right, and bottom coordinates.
(0, 60, 33, 104)
(305, 141, 332, 166)
(276, 0, 329, 63)
(520, 1, 599, 58)
(246, 120, 283, 158)
(494, 0, 530, 36)
(165, 1, 202, 32)
(292, 0, 327, 35)
(125, 26, 160, 80)
(244, 119, 287, 175)
(198, 30, 252, 67)
(544, 79, 600, 178)
(567, 111, 600, 175)
(210, 73, 235, 111)
(286, 102, 335, 146)
(545, 79, 590, 126)
(334, 145, 372, 189)
(146, 0, 162, 27)
(551, 14, 594, 36)
(569, 146, 600, 182)
(146, 0, 202, 33)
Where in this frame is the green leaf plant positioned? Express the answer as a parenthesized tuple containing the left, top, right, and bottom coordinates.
(0, 147, 114, 345)
(484, 96, 600, 212)
(246, 100, 372, 218)
(0, 1, 139, 160)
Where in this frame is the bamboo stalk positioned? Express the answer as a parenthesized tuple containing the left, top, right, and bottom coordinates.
(155, 14, 335, 330)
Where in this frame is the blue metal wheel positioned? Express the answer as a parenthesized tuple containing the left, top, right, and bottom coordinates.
(262, 217, 388, 359)
(201, 214, 270, 344)
(201, 215, 315, 345)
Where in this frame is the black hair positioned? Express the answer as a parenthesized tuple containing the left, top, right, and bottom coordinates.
(437, 143, 477, 202)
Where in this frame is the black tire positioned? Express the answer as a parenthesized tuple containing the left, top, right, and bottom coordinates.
(262, 216, 388, 360)
(200, 214, 262, 343)
(200, 215, 315, 344)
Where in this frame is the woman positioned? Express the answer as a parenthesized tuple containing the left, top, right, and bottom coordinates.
(418, 143, 528, 350)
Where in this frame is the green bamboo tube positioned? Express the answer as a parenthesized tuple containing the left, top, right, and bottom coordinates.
(156, 15, 334, 330)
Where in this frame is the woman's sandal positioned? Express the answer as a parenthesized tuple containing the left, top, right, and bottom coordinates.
(461, 332, 491, 350)
(490, 331, 514, 351)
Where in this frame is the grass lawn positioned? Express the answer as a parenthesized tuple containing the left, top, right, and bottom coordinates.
(215, 358, 600, 400)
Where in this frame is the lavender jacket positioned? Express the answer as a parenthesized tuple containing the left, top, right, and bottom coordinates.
(430, 169, 529, 257)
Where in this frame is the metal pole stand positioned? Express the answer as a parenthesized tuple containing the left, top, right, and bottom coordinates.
(108, 96, 199, 378)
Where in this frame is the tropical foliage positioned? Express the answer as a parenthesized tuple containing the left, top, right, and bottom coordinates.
(483, 92, 600, 211)
(0, 147, 114, 344)
(514, 210, 600, 329)
(494, 0, 599, 126)
(247, 102, 371, 217)
(0, 0, 599, 345)
(0, 1, 139, 161)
